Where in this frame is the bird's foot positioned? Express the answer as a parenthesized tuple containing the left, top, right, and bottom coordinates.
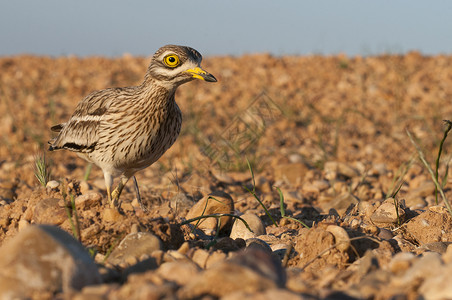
(110, 188, 121, 209)
(132, 176, 147, 212)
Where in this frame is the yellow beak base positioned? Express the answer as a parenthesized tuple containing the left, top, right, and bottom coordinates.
(185, 67, 217, 82)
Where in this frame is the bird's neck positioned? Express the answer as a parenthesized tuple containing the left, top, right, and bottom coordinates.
(138, 79, 177, 110)
(141, 70, 185, 92)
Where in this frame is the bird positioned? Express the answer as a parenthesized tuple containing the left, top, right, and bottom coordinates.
(48, 45, 217, 210)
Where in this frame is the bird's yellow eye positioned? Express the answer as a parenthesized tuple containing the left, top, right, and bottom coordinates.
(163, 54, 180, 68)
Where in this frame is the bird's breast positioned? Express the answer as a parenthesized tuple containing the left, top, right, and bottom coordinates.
(112, 102, 182, 171)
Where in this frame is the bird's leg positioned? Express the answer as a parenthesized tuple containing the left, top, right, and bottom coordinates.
(111, 176, 129, 208)
(132, 176, 147, 212)
(106, 185, 112, 204)
(103, 172, 114, 206)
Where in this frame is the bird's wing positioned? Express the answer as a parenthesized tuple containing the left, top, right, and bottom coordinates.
(48, 88, 120, 153)
(50, 124, 65, 132)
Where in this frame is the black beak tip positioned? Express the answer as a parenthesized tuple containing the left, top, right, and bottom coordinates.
(205, 74, 217, 82)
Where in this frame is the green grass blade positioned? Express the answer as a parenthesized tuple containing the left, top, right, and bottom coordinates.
(191, 196, 214, 232)
(275, 186, 286, 218)
(243, 157, 276, 225)
(206, 217, 222, 249)
(244, 185, 277, 225)
(392, 197, 400, 227)
(275, 186, 310, 228)
(246, 158, 256, 192)
(390, 179, 405, 199)
(283, 216, 310, 229)
(435, 120, 452, 204)
(407, 129, 452, 217)
(64, 201, 79, 241)
(34, 152, 51, 187)
(441, 156, 451, 189)
(387, 157, 413, 199)
(83, 163, 93, 182)
(70, 194, 81, 243)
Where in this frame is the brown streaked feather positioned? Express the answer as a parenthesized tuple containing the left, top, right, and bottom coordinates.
(48, 88, 124, 153)
(50, 124, 64, 132)
(61, 142, 97, 152)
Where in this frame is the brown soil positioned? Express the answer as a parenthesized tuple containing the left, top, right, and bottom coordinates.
(1, 52, 452, 299)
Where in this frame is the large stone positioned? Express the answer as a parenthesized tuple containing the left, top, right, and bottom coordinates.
(156, 261, 201, 286)
(189, 248, 228, 269)
(32, 197, 67, 225)
(443, 244, 452, 264)
(0, 225, 101, 298)
(230, 213, 266, 240)
(404, 209, 452, 244)
(107, 232, 162, 266)
(75, 192, 102, 210)
(419, 262, 452, 300)
(222, 289, 305, 300)
(178, 248, 285, 299)
(185, 191, 234, 235)
(246, 238, 273, 254)
(395, 252, 443, 287)
(388, 252, 416, 274)
(370, 198, 406, 225)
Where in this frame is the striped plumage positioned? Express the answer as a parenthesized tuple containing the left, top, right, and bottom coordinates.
(49, 45, 216, 209)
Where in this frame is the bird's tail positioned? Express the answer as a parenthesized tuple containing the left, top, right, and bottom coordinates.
(48, 123, 65, 151)
(48, 139, 58, 151)
(50, 124, 64, 132)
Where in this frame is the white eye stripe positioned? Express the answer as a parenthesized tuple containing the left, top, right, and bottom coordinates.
(157, 60, 199, 74)
(160, 51, 181, 60)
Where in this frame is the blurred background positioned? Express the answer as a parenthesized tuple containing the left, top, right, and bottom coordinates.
(1, 0, 451, 57)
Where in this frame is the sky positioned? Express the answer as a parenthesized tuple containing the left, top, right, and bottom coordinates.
(1, 1, 451, 57)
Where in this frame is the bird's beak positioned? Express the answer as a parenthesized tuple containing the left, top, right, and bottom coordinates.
(185, 67, 217, 82)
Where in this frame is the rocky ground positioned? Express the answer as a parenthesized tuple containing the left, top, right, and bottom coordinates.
(1, 52, 452, 299)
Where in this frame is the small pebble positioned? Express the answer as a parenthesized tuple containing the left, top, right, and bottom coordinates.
(326, 225, 350, 252)
(46, 180, 60, 189)
(378, 228, 394, 240)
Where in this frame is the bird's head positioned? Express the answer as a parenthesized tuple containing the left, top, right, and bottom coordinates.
(146, 45, 217, 87)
